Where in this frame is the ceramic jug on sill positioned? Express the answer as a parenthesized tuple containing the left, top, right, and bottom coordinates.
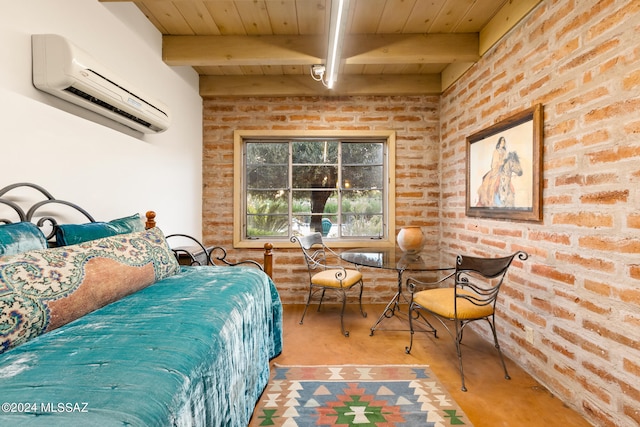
(397, 226, 425, 254)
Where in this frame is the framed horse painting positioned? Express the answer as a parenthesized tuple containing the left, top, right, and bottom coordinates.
(466, 104, 543, 222)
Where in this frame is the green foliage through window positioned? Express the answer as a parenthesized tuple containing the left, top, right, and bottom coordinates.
(244, 139, 387, 240)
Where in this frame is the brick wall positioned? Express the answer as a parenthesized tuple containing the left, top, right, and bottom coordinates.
(202, 96, 441, 304)
(439, 1, 640, 426)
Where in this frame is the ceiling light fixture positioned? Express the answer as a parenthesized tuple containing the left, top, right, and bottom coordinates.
(310, 0, 349, 89)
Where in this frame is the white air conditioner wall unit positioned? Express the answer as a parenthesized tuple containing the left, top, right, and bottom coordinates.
(32, 34, 171, 134)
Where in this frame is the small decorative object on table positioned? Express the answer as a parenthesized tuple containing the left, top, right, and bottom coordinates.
(397, 226, 425, 254)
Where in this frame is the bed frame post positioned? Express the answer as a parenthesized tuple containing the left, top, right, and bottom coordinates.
(145, 211, 156, 229)
(263, 243, 273, 279)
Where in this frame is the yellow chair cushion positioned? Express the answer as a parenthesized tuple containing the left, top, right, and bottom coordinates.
(312, 269, 362, 288)
(413, 287, 494, 320)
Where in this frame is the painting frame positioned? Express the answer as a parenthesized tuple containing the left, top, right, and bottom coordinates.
(466, 104, 543, 222)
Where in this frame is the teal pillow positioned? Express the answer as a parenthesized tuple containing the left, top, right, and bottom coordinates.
(56, 222, 118, 246)
(0, 222, 48, 256)
(55, 214, 145, 246)
(108, 213, 145, 234)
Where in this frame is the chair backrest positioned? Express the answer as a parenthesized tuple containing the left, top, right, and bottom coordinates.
(291, 233, 329, 273)
(454, 251, 528, 308)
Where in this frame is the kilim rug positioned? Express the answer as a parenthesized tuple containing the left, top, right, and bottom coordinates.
(251, 364, 473, 427)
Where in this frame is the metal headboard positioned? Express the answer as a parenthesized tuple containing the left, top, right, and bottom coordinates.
(0, 182, 96, 244)
(1, 183, 274, 277)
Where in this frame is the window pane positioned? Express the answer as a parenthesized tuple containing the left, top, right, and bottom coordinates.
(247, 165, 288, 189)
(342, 142, 383, 164)
(247, 190, 288, 214)
(343, 165, 383, 189)
(247, 142, 288, 163)
(341, 214, 384, 237)
(293, 189, 338, 235)
(246, 189, 289, 238)
(292, 215, 310, 235)
(247, 214, 289, 237)
(293, 190, 338, 213)
(292, 165, 338, 189)
(342, 189, 383, 214)
(292, 215, 336, 236)
(292, 191, 310, 214)
(292, 140, 338, 163)
(246, 142, 288, 191)
(321, 215, 338, 238)
(341, 189, 383, 237)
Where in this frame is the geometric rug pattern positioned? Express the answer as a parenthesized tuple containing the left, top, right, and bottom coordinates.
(252, 364, 473, 427)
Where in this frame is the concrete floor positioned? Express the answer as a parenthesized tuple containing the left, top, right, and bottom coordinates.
(251, 303, 593, 427)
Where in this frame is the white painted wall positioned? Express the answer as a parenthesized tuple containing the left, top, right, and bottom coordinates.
(0, 0, 203, 237)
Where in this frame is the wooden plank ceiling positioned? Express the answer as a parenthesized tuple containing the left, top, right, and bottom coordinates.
(100, 0, 542, 96)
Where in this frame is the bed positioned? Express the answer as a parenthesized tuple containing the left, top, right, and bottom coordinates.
(0, 183, 282, 426)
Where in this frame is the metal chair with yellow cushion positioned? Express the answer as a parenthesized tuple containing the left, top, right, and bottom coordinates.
(405, 251, 528, 391)
(291, 233, 367, 337)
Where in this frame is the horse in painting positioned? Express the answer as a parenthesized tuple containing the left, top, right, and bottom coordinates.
(476, 151, 523, 207)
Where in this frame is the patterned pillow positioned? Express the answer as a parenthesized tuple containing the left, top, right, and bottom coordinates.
(0, 222, 48, 256)
(0, 227, 179, 354)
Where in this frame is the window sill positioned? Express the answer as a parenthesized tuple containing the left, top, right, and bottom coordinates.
(234, 237, 395, 250)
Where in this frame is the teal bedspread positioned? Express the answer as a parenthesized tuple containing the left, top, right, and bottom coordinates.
(0, 266, 283, 426)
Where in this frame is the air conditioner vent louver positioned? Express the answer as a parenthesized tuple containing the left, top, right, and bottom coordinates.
(32, 34, 171, 134)
(64, 86, 153, 129)
(81, 68, 170, 119)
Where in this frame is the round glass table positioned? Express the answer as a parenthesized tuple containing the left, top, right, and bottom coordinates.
(340, 247, 454, 335)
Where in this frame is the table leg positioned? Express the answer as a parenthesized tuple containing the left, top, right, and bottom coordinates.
(369, 269, 406, 335)
(369, 268, 440, 336)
